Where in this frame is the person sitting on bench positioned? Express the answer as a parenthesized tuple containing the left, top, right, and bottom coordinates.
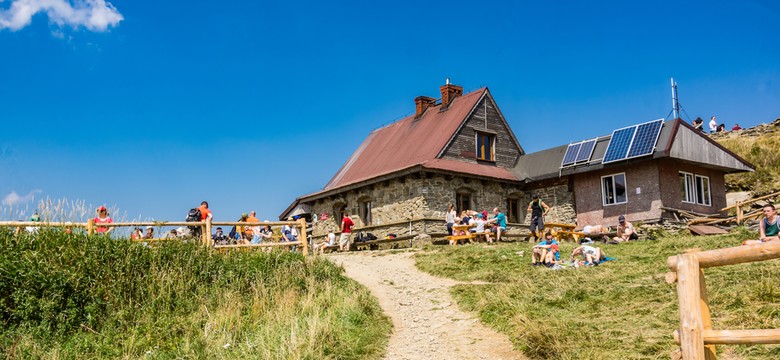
(742, 204, 780, 245)
(470, 213, 493, 243)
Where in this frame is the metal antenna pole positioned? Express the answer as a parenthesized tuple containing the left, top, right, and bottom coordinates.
(671, 78, 680, 119)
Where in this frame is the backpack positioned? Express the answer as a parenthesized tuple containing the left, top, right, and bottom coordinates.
(186, 208, 201, 222)
(366, 232, 378, 241)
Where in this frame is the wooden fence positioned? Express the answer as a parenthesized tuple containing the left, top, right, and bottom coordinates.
(666, 242, 780, 359)
(0, 218, 309, 256)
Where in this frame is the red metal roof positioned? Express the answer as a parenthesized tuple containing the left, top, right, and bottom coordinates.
(321, 88, 518, 192)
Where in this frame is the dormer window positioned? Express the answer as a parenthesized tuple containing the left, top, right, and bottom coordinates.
(476, 132, 495, 161)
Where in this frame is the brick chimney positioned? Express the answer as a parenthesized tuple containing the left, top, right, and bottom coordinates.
(414, 96, 436, 118)
(440, 82, 463, 109)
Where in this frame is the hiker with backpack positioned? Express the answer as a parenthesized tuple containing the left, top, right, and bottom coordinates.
(185, 201, 212, 238)
(527, 194, 550, 242)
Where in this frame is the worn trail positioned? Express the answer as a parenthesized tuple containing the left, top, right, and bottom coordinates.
(328, 251, 524, 360)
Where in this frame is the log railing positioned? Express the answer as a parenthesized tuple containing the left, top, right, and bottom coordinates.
(667, 242, 780, 359)
(0, 218, 309, 256)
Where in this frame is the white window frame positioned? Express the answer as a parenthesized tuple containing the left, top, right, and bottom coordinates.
(679, 172, 711, 206)
(680, 172, 696, 204)
(695, 175, 711, 206)
(601, 173, 628, 206)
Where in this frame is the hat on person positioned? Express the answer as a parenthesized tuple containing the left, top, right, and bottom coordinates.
(30, 213, 40, 222)
(476, 213, 483, 219)
(287, 216, 294, 221)
(146, 226, 153, 230)
(618, 215, 626, 223)
(97, 205, 107, 212)
(241, 213, 248, 218)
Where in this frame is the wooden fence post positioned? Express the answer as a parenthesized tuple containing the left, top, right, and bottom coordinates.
(699, 269, 717, 359)
(676, 253, 706, 359)
(736, 201, 743, 224)
(204, 219, 212, 247)
(299, 218, 308, 257)
(87, 219, 94, 236)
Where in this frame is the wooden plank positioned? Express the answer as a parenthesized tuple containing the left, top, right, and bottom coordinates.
(688, 225, 728, 236)
(299, 218, 309, 257)
(703, 329, 780, 345)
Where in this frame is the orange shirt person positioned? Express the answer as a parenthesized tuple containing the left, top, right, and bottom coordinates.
(198, 201, 213, 221)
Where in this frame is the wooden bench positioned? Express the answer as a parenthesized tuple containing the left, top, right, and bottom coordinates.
(446, 233, 477, 245)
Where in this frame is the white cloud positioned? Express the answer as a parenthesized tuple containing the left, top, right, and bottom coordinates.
(2, 189, 42, 206)
(0, 0, 123, 32)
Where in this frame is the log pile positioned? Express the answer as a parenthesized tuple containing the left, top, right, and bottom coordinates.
(661, 190, 780, 231)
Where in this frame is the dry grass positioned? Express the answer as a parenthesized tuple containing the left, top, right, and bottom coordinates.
(415, 230, 780, 359)
(717, 125, 780, 195)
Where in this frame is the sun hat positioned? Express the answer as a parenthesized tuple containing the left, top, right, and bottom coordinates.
(30, 213, 40, 222)
(146, 226, 153, 230)
(97, 205, 107, 212)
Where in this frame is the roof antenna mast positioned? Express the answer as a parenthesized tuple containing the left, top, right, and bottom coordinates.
(671, 77, 681, 119)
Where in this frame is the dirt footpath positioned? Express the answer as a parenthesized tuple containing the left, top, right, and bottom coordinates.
(328, 250, 524, 360)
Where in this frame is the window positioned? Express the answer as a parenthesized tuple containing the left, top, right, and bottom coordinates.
(456, 192, 471, 213)
(476, 132, 495, 161)
(680, 172, 711, 206)
(601, 173, 627, 205)
(359, 199, 372, 226)
(506, 197, 521, 223)
(334, 204, 347, 226)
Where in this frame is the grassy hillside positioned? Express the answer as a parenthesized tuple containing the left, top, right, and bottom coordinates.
(716, 119, 780, 195)
(0, 229, 391, 359)
(415, 232, 780, 359)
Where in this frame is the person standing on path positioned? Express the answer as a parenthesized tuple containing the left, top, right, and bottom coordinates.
(445, 203, 457, 235)
(339, 212, 355, 252)
(527, 194, 550, 242)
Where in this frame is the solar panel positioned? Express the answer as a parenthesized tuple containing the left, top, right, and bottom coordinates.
(575, 139, 596, 163)
(626, 119, 663, 158)
(602, 127, 636, 163)
(561, 143, 582, 166)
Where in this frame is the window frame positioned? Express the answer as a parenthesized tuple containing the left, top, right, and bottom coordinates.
(358, 199, 373, 226)
(601, 173, 628, 206)
(506, 197, 521, 224)
(475, 131, 495, 162)
(679, 172, 711, 206)
(456, 192, 471, 214)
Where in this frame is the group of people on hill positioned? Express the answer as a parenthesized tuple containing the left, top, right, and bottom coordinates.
(692, 116, 742, 134)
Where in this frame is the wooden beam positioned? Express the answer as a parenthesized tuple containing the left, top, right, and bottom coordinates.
(720, 190, 780, 212)
(668, 242, 780, 271)
(699, 270, 717, 359)
(703, 329, 780, 345)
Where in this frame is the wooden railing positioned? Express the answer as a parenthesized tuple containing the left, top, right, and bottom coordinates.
(666, 242, 780, 359)
(0, 218, 309, 256)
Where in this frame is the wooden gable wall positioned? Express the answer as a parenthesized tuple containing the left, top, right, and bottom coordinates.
(439, 95, 522, 168)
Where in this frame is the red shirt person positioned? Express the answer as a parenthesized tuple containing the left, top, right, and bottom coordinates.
(94, 205, 113, 233)
(339, 213, 355, 251)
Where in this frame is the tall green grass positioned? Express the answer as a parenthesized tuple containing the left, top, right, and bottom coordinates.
(0, 228, 390, 359)
(415, 230, 780, 359)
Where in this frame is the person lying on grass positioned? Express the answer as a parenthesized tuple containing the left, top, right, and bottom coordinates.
(571, 245, 607, 266)
(579, 224, 609, 243)
(742, 204, 780, 245)
(532, 232, 559, 266)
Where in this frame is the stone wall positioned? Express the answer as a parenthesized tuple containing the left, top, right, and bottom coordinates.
(306, 172, 526, 237)
(523, 181, 577, 224)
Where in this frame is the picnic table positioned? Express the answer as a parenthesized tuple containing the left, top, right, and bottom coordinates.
(447, 223, 483, 245)
(542, 222, 578, 242)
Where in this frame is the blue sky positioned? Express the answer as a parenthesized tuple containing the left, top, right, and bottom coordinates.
(1, 0, 778, 223)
